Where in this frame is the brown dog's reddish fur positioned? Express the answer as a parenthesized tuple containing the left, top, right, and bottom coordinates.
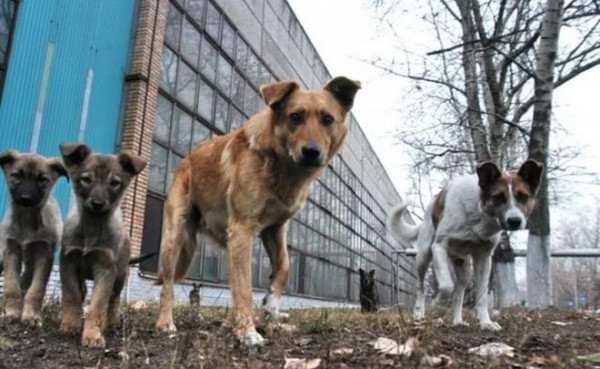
(155, 77, 360, 344)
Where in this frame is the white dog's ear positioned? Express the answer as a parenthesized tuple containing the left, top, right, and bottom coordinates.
(518, 159, 543, 193)
(260, 80, 300, 108)
(476, 161, 502, 190)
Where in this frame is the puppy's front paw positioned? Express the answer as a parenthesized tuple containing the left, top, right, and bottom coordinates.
(60, 314, 82, 333)
(242, 331, 265, 347)
(262, 294, 289, 320)
(480, 321, 502, 331)
(21, 312, 43, 327)
(82, 326, 106, 348)
(156, 318, 177, 332)
(452, 321, 470, 327)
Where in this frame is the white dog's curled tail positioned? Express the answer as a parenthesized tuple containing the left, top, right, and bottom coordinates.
(387, 202, 420, 245)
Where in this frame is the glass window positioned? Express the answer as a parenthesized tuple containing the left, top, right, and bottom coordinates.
(221, 20, 235, 58)
(216, 54, 232, 96)
(199, 36, 217, 82)
(166, 152, 183, 190)
(192, 120, 211, 148)
(180, 19, 201, 67)
(231, 69, 244, 108)
(205, 1, 220, 41)
(214, 94, 229, 132)
(259, 64, 271, 87)
(235, 37, 248, 71)
(0, 0, 17, 98)
(164, 3, 182, 50)
(170, 107, 193, 154)
(185, 0, 205, 26)
(176, 59, 197, 109)
(154, 94, 172, 144)
(160, 46, 178, 95)
(243, 83, 257, 116)
(148, 143, 168, 193)
(229, 106, 244, 131)
(197, 79, 214, 120)
(247, 50, 260, 86)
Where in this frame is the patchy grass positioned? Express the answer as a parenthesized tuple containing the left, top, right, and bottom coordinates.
(0, 301, 599, 368)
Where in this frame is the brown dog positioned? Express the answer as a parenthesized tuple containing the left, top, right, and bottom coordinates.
(0, 151, 67, 325)
(155, 77, 360, 345)
(58, 144, 147, 348)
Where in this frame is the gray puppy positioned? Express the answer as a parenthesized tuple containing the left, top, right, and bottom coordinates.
(0, 150, 67, 325)
(58, 143, 146, 348)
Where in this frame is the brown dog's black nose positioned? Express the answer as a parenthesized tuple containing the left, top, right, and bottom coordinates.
(301, 143, 322, 163)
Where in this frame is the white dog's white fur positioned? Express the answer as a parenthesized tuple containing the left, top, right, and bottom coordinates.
(389, 160, 542, 330)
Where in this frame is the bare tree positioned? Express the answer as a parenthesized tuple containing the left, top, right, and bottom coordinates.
(372, 0, 600, 307)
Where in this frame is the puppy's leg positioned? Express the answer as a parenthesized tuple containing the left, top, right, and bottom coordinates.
(82, 249, 116, 348)
(431, 241, 454, 310)
(261, 222, 290, 320)
(473, 251, 500, 331)
(228, 220, 263, 346)
(451, 256, 473, 326)
(60, 250, 85, 332)
(22, 242, 53, 326)
(107, 274, 125, 326)
(3, 240, 23, 320)
(413, 247, 432, 321)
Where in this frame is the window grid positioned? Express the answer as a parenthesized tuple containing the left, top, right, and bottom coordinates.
(0, 0, 19, 102)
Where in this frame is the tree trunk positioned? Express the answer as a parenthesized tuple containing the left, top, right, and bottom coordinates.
(492, 232, 519, 307)
(527, 0, 564, 309)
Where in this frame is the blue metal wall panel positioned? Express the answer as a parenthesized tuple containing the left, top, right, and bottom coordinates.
(0, 0, 137, 216)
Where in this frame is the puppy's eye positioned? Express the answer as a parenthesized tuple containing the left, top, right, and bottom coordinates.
(321, 115, 334, 127)
(38, 176, 50, 184)
(79, 176, 92, 186)
(9, 170, 22, 180)
(288, 112, 303, 125)
(492, 193, 506, 204)
(110, 178, 122, 189)
(516, 192, 530, 203)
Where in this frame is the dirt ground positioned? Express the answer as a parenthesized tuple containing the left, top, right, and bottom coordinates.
(0, 302, 599, 368)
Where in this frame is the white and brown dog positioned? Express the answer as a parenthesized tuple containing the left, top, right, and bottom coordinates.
(388, 160, 542, 330)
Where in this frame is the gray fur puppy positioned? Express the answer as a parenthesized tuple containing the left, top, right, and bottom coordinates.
(0, 150, 67, 325)
(58, 143, 146, 348)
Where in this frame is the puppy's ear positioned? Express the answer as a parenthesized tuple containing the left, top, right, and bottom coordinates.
(359, 268, 365, 276)
(60, 143, 91, 167)
(0, 150, 18, 170)
(476, 162, 502, 190)
(324, 76, 361, 111)
(259, 80, 300, 108)
(118, 152, 147, 175)
(47, 158, 69, 181)
(518, 159, 543, 194)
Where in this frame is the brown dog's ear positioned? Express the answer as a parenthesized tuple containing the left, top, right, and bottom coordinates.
(47, 158, 69, 180)
(0, 150, 18, 170)
(118, 151, 147, 175)
(476, 161, 502, 190)
(60, 143, 91, 167)
(259, 80, 300, 108)
(517, 159, 543, 194)
(324, 76, 361, 111)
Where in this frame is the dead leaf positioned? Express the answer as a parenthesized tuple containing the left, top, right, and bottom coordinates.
(277, 323, 298, 333)
(550, 321, 570, 326)
(422, 354, 454, 367)
(296, 337, 314, 346)
(370, 336, 418, 356)
(468, 342, 515, 358)
(526, 355, 548, 366)
(332, 347, 353, 355)
(378, 358, 395, 366)
(131, 301, 148, 310)
(283, 358, 321, 369)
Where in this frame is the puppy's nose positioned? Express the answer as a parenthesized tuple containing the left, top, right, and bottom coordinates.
(301, 143, 322, 161)
(90, 199, 106, 212)
(507, 217, 522, 229)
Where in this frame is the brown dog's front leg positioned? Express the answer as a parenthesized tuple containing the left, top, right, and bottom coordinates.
(60, 249, 85, 333)
(22, 242, 54, 326)
(227, 221, 263, 346)
(3, 240, 23, 320)
(82, 249, 116, 348)
(260, 222, 290, 319)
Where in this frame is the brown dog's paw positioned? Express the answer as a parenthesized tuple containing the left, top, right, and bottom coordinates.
(21, 312, 43, 327)
(82, 327, 106, 348)
(156, 316, 177, 332)
(60, 316, 82, 333)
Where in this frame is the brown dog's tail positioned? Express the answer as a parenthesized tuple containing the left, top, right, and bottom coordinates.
(129, 252, 157, 265)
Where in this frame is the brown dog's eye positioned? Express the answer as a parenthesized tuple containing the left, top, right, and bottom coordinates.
(516, 192, 529, 203)
(289, 112, 303, 125)
(110, 178, 122, 189)
(322, 115, 334, 127)
(492, 193, 506, 204)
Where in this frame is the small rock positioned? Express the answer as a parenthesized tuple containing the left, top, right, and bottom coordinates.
(332, 347, 353, 355)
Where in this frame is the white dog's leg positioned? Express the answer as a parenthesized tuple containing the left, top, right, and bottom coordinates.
(473, 251, 501, 331)
(451, 256, 472, 326)
(431, 241, 454, 308)
(413, 247, 432, 321)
